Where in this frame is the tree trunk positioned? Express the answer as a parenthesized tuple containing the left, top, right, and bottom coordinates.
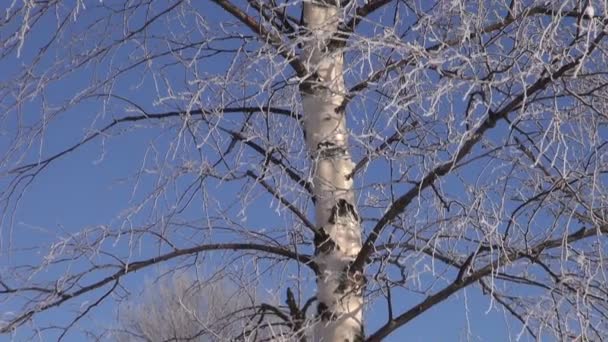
(300, 3, 364, 341)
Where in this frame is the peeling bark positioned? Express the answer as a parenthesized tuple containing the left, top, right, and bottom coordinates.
(300, 2, 363, 341)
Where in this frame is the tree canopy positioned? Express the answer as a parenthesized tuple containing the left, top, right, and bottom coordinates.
(1, 0, 608, 340)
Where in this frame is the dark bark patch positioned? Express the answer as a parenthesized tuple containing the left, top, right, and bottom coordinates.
(341, 324, 364, 342)
(317, 302, 337, 321)
(317, 302, 328, 316)
(310, 0, 336, 7)
(353, 325, 365, 342)
(320, 147, 346, 159)
(317, 141, 336, 150)
(314, 227, 338, 254)
(299, 72, 320, 94)
(336, 263, 367, 295)
(329, 199, 359, 224)
(316, 140, 347, 159)
(334, 102, 346, 115)
(335, 271, 349, 294)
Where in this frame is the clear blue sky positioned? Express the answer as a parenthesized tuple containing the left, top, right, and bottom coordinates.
(1, 1, 585, 341)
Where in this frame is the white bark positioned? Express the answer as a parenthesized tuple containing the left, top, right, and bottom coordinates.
(301, 2, 363, 341)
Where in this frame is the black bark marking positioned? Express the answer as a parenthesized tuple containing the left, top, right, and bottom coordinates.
(334, 102, 346, 115)
(316, 140, 347, 159)
(314, 227, 338, 254)
(335, 273, 350, 294)
(328, 206, 337, 224)
(317, 302, 337, 321)
(299, 72, 321, 94)
(317, 302, 328, 316)
(317, 141, 337, 150)
(353, 325, 365, 342)
(336, 263, 367, 294)
(329, 199, 360, 224)
(321, 147, 346, 157)
(310, 0, 336, 7)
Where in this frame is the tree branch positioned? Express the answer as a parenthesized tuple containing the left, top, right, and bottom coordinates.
(0, 242, 316, 333)
(246, 170, 316, 232)
(219, 127, 314, 196)
(366, 222, 608, 341)
(7, 106, 297, 175)
(343, 6, 605, 106)
(351, 30, 607, 272)
(210, 0, 307, 77)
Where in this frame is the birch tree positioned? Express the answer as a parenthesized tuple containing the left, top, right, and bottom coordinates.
(300, 3, 363, 341)
(1, 0, 608, 341)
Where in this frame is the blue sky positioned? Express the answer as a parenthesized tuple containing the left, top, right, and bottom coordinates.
(3, 1, 606, 341)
